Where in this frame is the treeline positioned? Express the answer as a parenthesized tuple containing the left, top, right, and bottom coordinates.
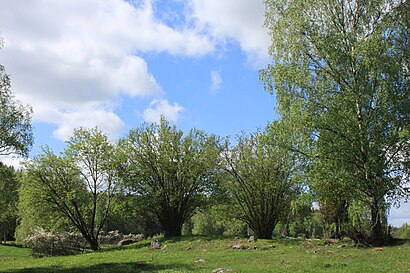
(3, 119, 303, 250)
(0, 115, 406, 251)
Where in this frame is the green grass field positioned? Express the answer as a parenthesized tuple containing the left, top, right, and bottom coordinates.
(0, 237, 409, 273)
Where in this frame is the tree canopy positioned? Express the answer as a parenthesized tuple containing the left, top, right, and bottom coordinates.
(261, 0, 409, 243)
(0, 162, 19, 242)
(117, 118, 222, 237)
(24, 127, 116, 250)
(223, 121, 299, 239)
(0, 38, 33, 157)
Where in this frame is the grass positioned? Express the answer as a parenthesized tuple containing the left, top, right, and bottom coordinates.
(0, 237, 409, 272)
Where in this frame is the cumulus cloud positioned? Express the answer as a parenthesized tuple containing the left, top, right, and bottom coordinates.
(188, 0, 271, 66)
(0, 0, 272, 142)
(53, 107, 125, 141)
(0, 0, 212, 139)
(142, 99, 185, 123)
(210, 70, 222, 93)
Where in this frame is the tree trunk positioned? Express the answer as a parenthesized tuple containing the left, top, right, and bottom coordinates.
(370, 200, 384, 245)
(78, 229, 100, 251)
(281, 210, 292, 237)
(251, 219, 275, 239)
(86, 237, 100, 251)
(159, 210, 184, 237)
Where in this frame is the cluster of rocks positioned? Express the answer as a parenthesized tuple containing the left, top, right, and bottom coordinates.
(231, 236, 275, 251)
(98, 230, 144, 246)
(232, 244, 275, 251)
(212, 268, 234, 273)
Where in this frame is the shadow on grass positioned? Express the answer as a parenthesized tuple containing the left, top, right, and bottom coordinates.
(2, 261, 195, 273)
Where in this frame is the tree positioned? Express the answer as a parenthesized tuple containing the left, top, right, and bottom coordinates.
(117, 118, 222, 237)
(223, 122, 298, 239)
(0, 38, 33, 156)
(24, 127, 116, 250)
(0, 162, 19, 242)
(16, 171, 70, 244)
(260, 0, 409, 243)
(312, 159, 351, 239)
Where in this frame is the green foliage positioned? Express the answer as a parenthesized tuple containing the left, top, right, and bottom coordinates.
(118, 118, 222, 237)
(191, 210, 224, 236)
(261, 0, 410, 243)
(392, 223, 410, 239)
(223, 122, 298, 239)
(105, 193, 161, 236)
(0, 38, 33, 156)
(15, 169, 71, 244)
(22, 127, 117, 250)
(0, 163, 19, 242)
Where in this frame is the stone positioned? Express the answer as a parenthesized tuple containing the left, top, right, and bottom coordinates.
(150, 240, 161, 249)
(247, 235, 256, 242)
(324, 239, 339, 246)
(212, 268, 234, 273)
(259, 244, 275, 250)
(117, 239, 135, 247)
(232, 244, 245, 250)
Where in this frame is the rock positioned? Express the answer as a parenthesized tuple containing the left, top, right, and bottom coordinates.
(373, 247, 384, 252)
(194, 258, 206, 263)
(324, 239, 339, 246)
(212, 268, 234, 273)
(232, 244, 245, 250)
(337, 244, 347, 248)
(259, 244, 275, 250)
(247, 236, 256, 242)
(117, 239, 135, 247)
(150, 240, 161, 249)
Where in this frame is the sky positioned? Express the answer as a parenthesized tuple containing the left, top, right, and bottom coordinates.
(0, 0, 408, 227)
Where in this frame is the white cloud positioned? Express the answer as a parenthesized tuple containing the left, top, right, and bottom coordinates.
(0, 0, 271, 143)
(188, 0, 271, 66)
(210, 70, 222, 93)
(389, 202, 410, 227)
(53, 107, 125, 141)
(0, 0, 214, 139)
(142, 99, 185, 123)
(0, 155, 25, 169)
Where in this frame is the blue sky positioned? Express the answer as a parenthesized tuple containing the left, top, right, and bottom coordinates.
(0, 0, 408, 226)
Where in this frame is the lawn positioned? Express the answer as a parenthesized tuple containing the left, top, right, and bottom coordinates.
(0, 237, 409, 273)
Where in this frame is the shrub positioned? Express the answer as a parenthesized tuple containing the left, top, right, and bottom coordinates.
(25, 228, 85, 257)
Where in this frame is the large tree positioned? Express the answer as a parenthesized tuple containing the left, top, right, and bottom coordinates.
(24, 127, 116, 250)
(261, 0, 409, 243)
(223, 122, 298, 239)
(118, 118, 222, 237)
(0, 38, 33, 156)
(0, 162, 19, 243)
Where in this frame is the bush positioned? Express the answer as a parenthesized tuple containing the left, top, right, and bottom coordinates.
(392, 223, 410, 239)
(25, 228, 85, 257)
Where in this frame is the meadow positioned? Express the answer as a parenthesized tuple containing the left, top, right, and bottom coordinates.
(0, 237, 409, 273)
